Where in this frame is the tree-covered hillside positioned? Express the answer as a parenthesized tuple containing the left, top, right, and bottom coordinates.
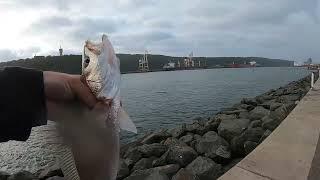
(0, 54, 294, 74)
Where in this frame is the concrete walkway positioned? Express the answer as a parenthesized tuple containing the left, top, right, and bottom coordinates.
(219, 79, 320, 180)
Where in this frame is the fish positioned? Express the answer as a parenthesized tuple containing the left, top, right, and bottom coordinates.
(54, 34, 137, 180)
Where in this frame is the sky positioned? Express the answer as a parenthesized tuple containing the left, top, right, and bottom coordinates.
(0, 0, 319, 62)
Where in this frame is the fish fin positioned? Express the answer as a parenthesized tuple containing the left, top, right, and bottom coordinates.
(118, 107, 137, 134)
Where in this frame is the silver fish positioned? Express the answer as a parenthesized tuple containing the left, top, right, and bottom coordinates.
(54, 34, 137, 180)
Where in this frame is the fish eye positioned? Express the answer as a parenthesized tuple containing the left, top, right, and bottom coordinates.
(84, 57, 90, 68)
(85, 58, 90, 64)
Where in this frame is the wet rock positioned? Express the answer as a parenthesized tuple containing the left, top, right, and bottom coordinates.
(244, 141, 258, 155)
(129, 164, 180, 179)
(166, 145, 198, 167)
(172, 168, 199, 180)
(186, 156, 222, 180)
(218, 118, 250, 142)
(124, 147, 143, 168)
(241, 98, 258, 106)
(259, 130, 272, 143)
(248, 120, 262, 129)
(141, 129, 171, 144)
(8, 171, 36, 180)
(132, 157, 156, 172)
(179, 134, 194, 144)
(138, 143, 167, 157)
(163, 138, 187, 147)
(169, 124, 187, 138)
(37, 163, 63, 179)
(249, 106, 270, 120)
(270, 102, 283, 111)
(118, 159, 130, 179)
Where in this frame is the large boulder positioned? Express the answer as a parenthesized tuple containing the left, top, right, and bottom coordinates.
(141, 129, 171, 144)
(230, 127, 264, 156)
(195, 131, 230, 164)
(8, 171, 36, 180)
(269, 103, 296, 121)
(138, 143, 167, 157)
(129, 164, 180, 179)
(248, 120, 262, 129)
(124, 147, 143, 168)
(163, 138, 187, 147)
(37, 163, 63, 179)
(169, 124, 187, 138)
(179, 134, 194, 145)
(165, 145, 198, 167)
(276, 94, 300, 103)
(261, 116, 281, 131)
(186, 123, 208, 135)
(218, 118, 250, 142)
(132, 157, 156, 172)
(186, 156, 222, 180)
(238, 111, 250, 119)
(249, 106, 270, 120)
(152, 151, 168, 167)
(172, 168, 200, 180)
(118, 159, 130, 179)
(270, 102, 283, 111)
(241, 98, 258, 106)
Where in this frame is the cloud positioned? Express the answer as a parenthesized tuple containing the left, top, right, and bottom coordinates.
(0, 47, 41, 62)
(1, 0, 320, 62)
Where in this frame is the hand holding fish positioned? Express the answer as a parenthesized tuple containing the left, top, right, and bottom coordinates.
(43, 71, 97, 108)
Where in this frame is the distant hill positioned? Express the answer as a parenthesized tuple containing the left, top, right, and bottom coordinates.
(0, 54, 294, 74)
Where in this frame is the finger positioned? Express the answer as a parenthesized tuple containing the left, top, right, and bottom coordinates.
(70, 76, 97, 109)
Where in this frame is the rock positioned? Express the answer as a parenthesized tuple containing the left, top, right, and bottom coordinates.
(46, 177, 64, 180)
(248, 120, 261, 129)
(244, 141, 258, 155)
(169, 124, 187, 138)
(218, 118, 250, 142)
(262, 116, 281, 131)
(193, 134, 202, 141)
(249, 106, 270, 120)
(124, 147, 143, 168)
(163, 138, 187, 147)
(145, 171, 169, 180)
(259, 99, 276, 109)
(172, 168, 199, 180)
(0, 171, 10, 180)
(238, 104, 254, 111)
(186, 156, 222, 180)
(277, 94, 301, 103)
(118, 159, 130, 179)
(269, 103, 296, 121)
(138, 143, 167, 157)
(215, 114, 237, 121)
(230, 127, 264, 156)
(8, 171, 36, 180)
(186, 123, 208, 135)
(220, 109, 247, 115)
(37, 164, 63, 179)
(221, 158, 243, 174)
(238, 111, 250, 119)
(270, 102, 283, 111)
(193, 117, 207, 126)
(179, 134, 194, 144)
(194, 131, 230, 164)
(132, 158, 156, 172)
(166, 145, 198, 167)
(130, 164, 180, 179)
(274, 88, 285, 96)
(204, 118, 221, 132)
(141, 129, 171, 144)
(259, 130, 272, 143)
(152, 151, 168, 167)
(241, 98, 258, 106)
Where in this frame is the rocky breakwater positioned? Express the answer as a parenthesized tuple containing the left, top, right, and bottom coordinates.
(117, 74, 317, 180)
(0, 73, 316, 180)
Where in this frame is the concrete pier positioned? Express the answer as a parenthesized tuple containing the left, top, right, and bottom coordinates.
(219, 79, 320, 180)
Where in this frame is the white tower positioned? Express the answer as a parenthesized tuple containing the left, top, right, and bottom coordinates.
(138, 50, 149, 72)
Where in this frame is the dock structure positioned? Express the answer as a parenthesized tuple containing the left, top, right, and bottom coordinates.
(138, 50, 149, 72)
(219, 76, 320, 180)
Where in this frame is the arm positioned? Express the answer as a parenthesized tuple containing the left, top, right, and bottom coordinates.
(0, 67, 46, 142)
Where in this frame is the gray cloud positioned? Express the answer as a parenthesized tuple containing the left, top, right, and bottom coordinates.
(1, 0, 320, 62)
(0, 47, 41, 62)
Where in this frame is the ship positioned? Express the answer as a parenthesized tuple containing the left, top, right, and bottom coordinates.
(228, 61, 257, 68)
(163, 62, 176, 71)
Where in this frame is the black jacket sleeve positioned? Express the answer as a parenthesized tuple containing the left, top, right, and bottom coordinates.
(0, 67, 47, 142)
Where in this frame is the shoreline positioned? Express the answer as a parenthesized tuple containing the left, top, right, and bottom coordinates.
(0, 72, 316, 180)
